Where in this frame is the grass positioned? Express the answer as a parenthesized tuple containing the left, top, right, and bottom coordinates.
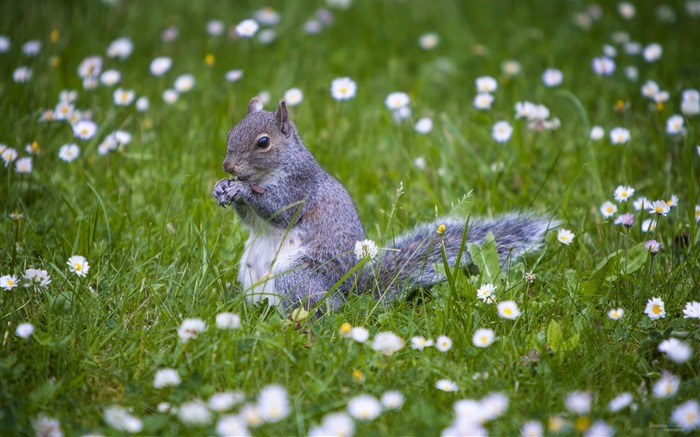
(1, 0, 699, 435)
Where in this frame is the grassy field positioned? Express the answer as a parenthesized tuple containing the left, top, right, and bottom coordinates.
(1, 0, 699, 435)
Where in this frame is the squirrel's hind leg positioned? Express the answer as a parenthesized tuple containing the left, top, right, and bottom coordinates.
(274, 264, 345, 313)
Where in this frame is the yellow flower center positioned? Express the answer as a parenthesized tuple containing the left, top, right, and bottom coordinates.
(656, 102, 664, 111)
(481, 336, 488, 343)
(574, 416, 591, 432)
(205, 54, 215, 66)
(656, 207, 663, 213)
(7, 279, 13, 285)
(606, 207, 613, 213)
(74, 263, 82, 271)
(666, 200, 672, 206)
(50, 30, 60, 43)
(652, 304, 661, 314)
(504, 308, 512, 315)
(561, 236, 569, 241)
(340, 322, 351, 334)
(621, 191, 627, 197)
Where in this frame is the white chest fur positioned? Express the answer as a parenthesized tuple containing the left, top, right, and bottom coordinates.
(238, 214, 304, 307)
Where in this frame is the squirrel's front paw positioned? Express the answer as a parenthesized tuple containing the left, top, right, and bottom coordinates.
(213, 178, 244, 206)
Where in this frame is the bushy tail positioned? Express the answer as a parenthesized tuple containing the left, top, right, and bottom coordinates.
(360, 213, 557, 301)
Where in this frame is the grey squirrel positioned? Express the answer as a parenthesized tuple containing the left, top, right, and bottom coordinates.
(213, 98, 556, 311)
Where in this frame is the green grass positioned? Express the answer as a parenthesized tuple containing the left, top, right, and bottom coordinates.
(1, 0, 699, 435)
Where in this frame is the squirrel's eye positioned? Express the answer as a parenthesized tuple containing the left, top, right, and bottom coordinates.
(257, 136, 270, 148)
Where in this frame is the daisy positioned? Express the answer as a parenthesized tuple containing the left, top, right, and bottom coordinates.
(347, 394, 381, 421)
(648, 200, 670, 216)
(391, 106, 411, 122)
(371, 331, 405, 356)
(128, 97, 147, 113)
(216, 415, 250, 437)
(542, 68, 563, 87)
(32, 415, 61, 437)
(330, 77, 357, 101)
(23, 268, 51, 289)
(103, 406, 143, 433)
(664, 115, 685, 137)
(658, 338, 692, 364)
(501, 60, 521, 76)
(641, 80, 660, 98)
(411, 336, 434, 350)
(225, 70, 244, 82)
(100, 69, 121, 86)
(174, 74, 195, 93)
(608, 392, 633, 412)
(473, 93, 494, 109)
(178, 400, 212, 426)
(72, 120, 97, 140)
(385, 92, 410, 110)
(497, 301, 521, 319)
(381, 391, 405, 410)
(600, 201, 618, 218)
(13, 66, 32, 83)
(236, 19, 259, 38)
(257, 384, 290, 422)
(350, 327, 369, 343)
(671, 400, 700, 432)
(618, 2, 636, 18)
(435, 335, 452, 352)
(492, 121, 513, 142)
(520, 420, 544, 437)
(14, 157, 32, 174)
(153, 368, 181, 388)
(178, 318, 206, 342)
(565, 391, 592, 415)
(161, 26, 178, 42)
(681, 89, 700, 115)
(106, 37, 134, 59)
(476, 283, 496, 303)
(2, 147, 18, 166)
(240, 404, 263, 427)
(644, 297, 665, 319)
(215, 312, 241, 329)
(0, 35, 10, 52)
(414, 117, 433, 134)
(308, 413, 354, 437)
(613, 185, 634, 202)
(590, 126, 605, 140)
(16, 322, 34, 339)
(607, 308, 624, 320)
(473, 328, 495, 348)
(284, 88, 303, 106)
(584, 421, 614, 437)
(592, 56, 615, 75)
(435, 379, 458, 392)
(645, 239, 661, 254)
(667, 194, 679, 208)
(150, 56, 172, 76)
(653, 90, 670, 104)
(475, 76, 497, 93)
(643, 43, 663, 62)
(206, 20, 225, 37)
(163, 89, 179, 104)
(58, 144, 80, 162)
(614, 213, 634, 227)
(633, 196, 650, 211)
(482, 392, 509, 420)
(557, 228, 575, 245)
(209, 391, 244, 412)
(683, 301, 700, 319)
(418, 32, 440, 50)
(254, 7, 282, 25)
(67, 255, 90, 277)
(652, 372, 679, 398)
(610, 127, 630, 144)
(354, 239, 378, 260)
(78, 56, 102, 78)
(22, 40, 41, 56)
(641, 219, 657, 233)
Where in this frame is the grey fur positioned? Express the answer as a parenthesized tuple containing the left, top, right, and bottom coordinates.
(214, 99, 556, 311)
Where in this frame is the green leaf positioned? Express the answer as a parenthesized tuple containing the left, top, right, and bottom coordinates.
(562, 334, 580, 352)
(580, 250, 622, 296)
(621, 242, 648, 275)
(467, 232, 502, 284)
(547, 319, 563, 352)
(447, 192, 474, 218)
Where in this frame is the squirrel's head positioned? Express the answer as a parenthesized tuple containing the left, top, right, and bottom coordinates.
(222, 98, 298, 184)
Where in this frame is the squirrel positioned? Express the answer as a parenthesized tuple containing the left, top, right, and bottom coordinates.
(213, 98, 556, 312)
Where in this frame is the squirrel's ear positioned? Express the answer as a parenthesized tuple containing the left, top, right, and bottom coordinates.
(247, 97, 263, 114)
(275, 100, 290, 135)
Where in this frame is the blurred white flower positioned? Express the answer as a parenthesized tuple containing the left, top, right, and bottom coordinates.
(78, 56, 103, 79)
(73, 120, 98, 140)
(565, 391, 592, 414)
(16, 322, 34, 338)
(671, 400, 700, 432)
(217, 415, 250, 437)
(666, 114, 685, 135)
(58, 144, 80, 162)
(681, 89, 699, 115)
(385, 92, 410, 110)
(371, 331, 405, 356)
(590, 126, 605, 140)
(411, 336, 434, 350)
(497, 300, 521, 319)
(0, 35, 10, 52)
(178, 318, 206, 342)
(23, 268, 51, 290)
(492, 121, 513, 142)
(418, 32, 440, 50)
(350, 326, 369, 343)
(618, 2, 636, 19)
(14, 157, 32, 174)
(347, 394, 381, 421)
(257, 384, 290, 423)
(13, 66, 32, 83)
(609, 127, 630, 144)
(178, 400, 212, 426)
(153, 368, 181, 388)
(150, 57, 172, 76)
(600, 201, 617, 218)
(643, 43, 663, 62)
(473, 93, 494, 110)
(592, 56, 615, 75)
(381, 391, 405, 410)
(644, 297, 665, 319)
(225, 70, 244, 82)
(104, 406, 143, 433)
(163, 89, 179, 104)
(658, 338, 692, 364)
(608, 392, 633, 412)
(414, 117, 433, 134)
(207, 20, 225, 37)
(557, 228, 575, 245)
(475, 76, 497, 93)
(174, 74, 195, 93)
(435, 335, 452, 352)
(683, 301, 700, 319)
(330, 77, 357, 101)
(209, 391, 244, 412)
(354, 239, 378, 260)
(652, 372, 679, 398)
(107, 37, 134, 59)
(473, 328, 495, 347)
(435, 379, 458, 392)
(216, 312, 241, 329)
(113, 88, 135, 106)
(284, 88, 303, 106)
(542, 68, 563, 87)
(135, 97, 149, 111)
(236, 19, 259, 38)
(100, 69, 121, 86)
(22, 40, 41, 56)
(255, 7, 282, 25)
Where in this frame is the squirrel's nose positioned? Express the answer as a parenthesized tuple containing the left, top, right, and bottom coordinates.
(222, 161, 237, 174)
